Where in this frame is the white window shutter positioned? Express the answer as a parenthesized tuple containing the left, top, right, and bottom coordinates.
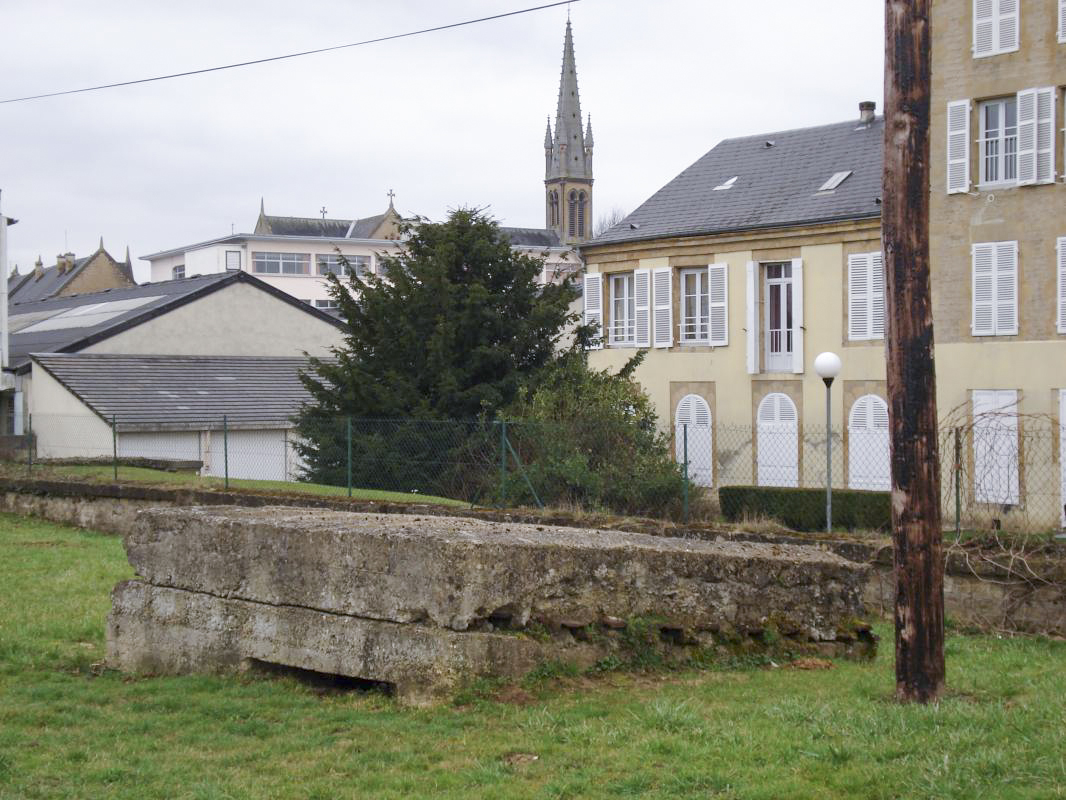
(973, 389, 1020, 505)
(791, 258, 804, 374)
(583, 273, 603, 350)
(1016, 88, 1038, 185)
(972, 243, 996, 335)
(1034, 88, 1056, 184)
(633, 269, 651, 348)
(1057, 237, 1066, 334)
(871, 251, 886, 338)
(947, 100, 971, 193)
(973, 0, 995, 56)
(745, 261, 758, 374)
(652, 267, 672, 348)
(1059, 0, 1066, 43)
(848, 253, 871, 340)
(707, 263, 729, 347)
(995, 241, 1018, 335)
(997, 0, 1019, 52)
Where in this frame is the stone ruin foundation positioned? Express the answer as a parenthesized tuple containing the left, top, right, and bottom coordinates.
(107, 506, 876, 705)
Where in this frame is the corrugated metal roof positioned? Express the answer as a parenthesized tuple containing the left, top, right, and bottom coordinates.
(589, 116, 884, 247)
(32, 353, 314, 430)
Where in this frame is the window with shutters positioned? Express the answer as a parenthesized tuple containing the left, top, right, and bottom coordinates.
(567, 191, 577, 237)
(971, 241, 1018, 336)
(847, 252, 885, 341)
(1060, 0, 1066, 43)
(972, 389, 1020, 506)
(609, 273, 635, 345)
(675, 394, 713, 487)
(979, 98, 1017, 185)
(577, 192, 587, 237)
(756, 393, 799, 488)
(680, 269, 709, 343)
(764, 263, 794, 372)
(848, 395, 890, 490)
(973, 0, 1019, 58)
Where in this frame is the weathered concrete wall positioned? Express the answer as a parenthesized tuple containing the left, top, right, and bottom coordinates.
(124, 506, 867, 640)
(107, 506, 873, 704)
(4, 478, 1062, 637)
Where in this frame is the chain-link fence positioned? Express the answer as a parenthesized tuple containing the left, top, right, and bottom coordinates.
(5, 412, 1065, 534)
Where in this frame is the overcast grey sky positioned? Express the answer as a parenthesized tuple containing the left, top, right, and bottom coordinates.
(1, 0, 884, 282)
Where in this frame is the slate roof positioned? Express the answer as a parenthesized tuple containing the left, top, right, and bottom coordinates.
(8, 256, 92, 303)
(590, 116, 884, 247)
(499, 227, 563, 248)
(6, 271, 341, 374)
(31, 353, 312, 430)
(347, 213, 388, 239)
(258, 215, 353, 238)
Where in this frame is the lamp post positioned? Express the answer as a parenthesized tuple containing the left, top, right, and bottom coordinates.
(814, 351, 841, 532)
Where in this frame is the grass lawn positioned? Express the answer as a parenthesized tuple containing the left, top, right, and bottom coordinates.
(1, 513, 1064, 799)
(0, 462, 467, 508)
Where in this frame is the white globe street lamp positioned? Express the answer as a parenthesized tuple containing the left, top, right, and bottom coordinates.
(814, 352, 842, 532)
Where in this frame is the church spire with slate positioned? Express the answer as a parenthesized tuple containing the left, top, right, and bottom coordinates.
(544, 19, 593, 245)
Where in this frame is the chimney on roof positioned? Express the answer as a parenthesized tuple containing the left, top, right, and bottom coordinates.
(859, 101, 876, 125)
(35, 257, 46, 279)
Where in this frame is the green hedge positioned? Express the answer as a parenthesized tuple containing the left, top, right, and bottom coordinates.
(718, 485, 891, 532)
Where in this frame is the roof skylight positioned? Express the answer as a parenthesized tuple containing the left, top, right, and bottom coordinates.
(818, 171, 853, 192)
(713, 176, 738, 191)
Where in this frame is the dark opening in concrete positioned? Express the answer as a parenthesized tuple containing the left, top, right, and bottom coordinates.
(245, 659, 394, 697)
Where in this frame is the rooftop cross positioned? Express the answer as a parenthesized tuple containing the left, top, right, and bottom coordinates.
(387, 189, 396, 206)
(319, 206, 328, 219)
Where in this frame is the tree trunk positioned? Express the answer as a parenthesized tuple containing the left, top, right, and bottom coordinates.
(882, 0, 945, 703)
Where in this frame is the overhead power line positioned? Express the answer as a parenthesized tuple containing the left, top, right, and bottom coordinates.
(0, 0, 579, 105)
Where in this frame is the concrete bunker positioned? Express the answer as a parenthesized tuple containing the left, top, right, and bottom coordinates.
(107, 506, 875, 704)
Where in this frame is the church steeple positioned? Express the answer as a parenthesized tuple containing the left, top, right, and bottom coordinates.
(545, 19, 593, 245)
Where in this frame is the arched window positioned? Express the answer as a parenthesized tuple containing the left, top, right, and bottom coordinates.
(848, 394, 890, 490)
(577, 191, 587, 237)
(549, 191, 559, 227)
(675, 394, 713, 487)
(756, 393, 799, 487)
(568, 191, 577, 237)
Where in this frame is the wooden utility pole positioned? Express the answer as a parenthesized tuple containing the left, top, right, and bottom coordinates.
(882, 0, 945, 703)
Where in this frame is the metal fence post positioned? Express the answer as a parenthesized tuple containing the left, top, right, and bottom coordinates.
(112, 414, 118, 481)
(26, 413, 32, 472)
(682, 423, 689, 524)
(346, 416, 352, 498)
(954, 426, 962, 536)
(223, 415, 229, 490)
(498, 420, 507, 507)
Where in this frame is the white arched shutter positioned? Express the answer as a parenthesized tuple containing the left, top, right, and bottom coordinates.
(745, 261, 758, 374)
(947, 100, 971, 194)
(634, 269, 651, 348)
(791, 258, 804, 374)
(652, 267, 672, 348)
(675, 394, 713, 487)
(757, 393, 799, 487)
(583, 273, 603, 350)
(848, 395, 890, 491)
(1057, 238, 1066, 334)
(708, 263, 728, 346)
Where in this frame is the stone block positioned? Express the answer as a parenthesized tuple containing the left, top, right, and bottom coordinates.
(124, 506, 869, 641)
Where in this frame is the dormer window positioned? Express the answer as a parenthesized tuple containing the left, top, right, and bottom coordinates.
(713, 176, 738, 191)
(818, 171, 853, 192)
